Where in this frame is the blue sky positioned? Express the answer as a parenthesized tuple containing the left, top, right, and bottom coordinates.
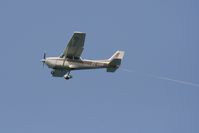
(0, 0, 199, 133)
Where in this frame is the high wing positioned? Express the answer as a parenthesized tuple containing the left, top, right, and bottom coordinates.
(61, 32, 86, 59)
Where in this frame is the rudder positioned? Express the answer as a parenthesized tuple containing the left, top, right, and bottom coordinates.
(107, 51, 125, 72)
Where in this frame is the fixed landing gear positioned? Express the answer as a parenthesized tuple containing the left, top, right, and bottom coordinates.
(64, 71, 73, 80)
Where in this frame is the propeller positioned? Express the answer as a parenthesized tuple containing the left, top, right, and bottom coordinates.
(41, 52, 46, 68)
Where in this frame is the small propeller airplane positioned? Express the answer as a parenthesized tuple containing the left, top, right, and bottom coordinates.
(41, 32, 125, 80)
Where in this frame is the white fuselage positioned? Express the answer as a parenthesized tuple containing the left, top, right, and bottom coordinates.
(44, 57, 110, 71)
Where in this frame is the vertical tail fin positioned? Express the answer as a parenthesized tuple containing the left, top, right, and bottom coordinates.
(107, 51, 125, 72)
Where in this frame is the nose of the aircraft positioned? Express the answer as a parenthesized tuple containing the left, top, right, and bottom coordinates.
(41, 59, 46, 67)
(40, 59, 46, 63)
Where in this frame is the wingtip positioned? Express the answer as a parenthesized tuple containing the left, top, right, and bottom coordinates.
(74, 31, 86, 34)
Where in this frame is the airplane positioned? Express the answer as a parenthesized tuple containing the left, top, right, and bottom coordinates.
(41, 32, 125, 80)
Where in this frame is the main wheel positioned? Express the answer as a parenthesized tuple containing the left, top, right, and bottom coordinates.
(64, 75, 73, 80)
